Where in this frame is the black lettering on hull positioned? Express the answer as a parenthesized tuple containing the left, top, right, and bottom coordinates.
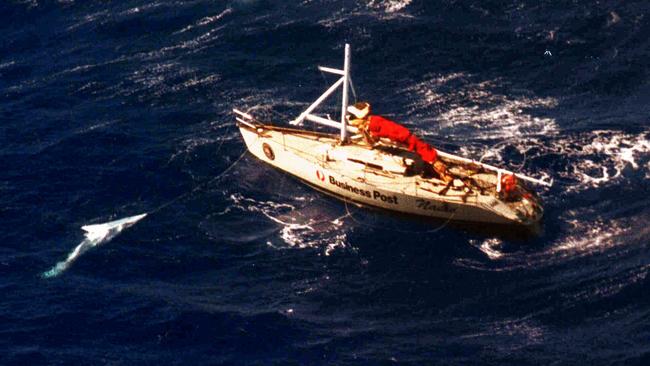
(328, 176, 371, 198)
(415, 198, 457, 213)
(373, 190, 398, 205)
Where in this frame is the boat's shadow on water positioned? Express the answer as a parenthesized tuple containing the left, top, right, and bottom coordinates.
(447, 219, 542, 242)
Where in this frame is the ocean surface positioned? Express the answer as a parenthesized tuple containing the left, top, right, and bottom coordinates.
(2, 0, 650, 364)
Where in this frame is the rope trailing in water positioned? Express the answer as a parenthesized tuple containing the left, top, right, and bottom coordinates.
(43, 122, 248, 278)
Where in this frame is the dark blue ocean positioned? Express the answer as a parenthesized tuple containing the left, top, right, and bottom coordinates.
(2, 0, 650, 364)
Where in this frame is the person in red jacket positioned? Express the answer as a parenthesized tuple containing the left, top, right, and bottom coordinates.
(347, 102, 453, 182)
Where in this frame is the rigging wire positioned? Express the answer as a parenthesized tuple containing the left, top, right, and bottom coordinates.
(152, 113, 251, 215)
(151, 148, 248, 214)
(41, 122, 249, 278)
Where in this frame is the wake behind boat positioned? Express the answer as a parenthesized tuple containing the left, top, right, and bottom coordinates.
(234, 44, 552, 226)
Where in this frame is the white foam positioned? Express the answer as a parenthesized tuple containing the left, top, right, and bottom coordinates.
(475, 238, 505, 259)
(403, 73, 559, 140)
(175, 8, 233, 34)
(66, 10, 109, 31)
(117, 61, 208, 99)
(121, 1, 164, 16)
(450, 127, 649, 194)
(455, 196, 648, 274)
(558, 131, 650, 192)
(0, 61, 16, 70)
(227, 193, 349, 255)
(583, 131, 650, 170)
(464, 318, 545, 350)
(318, 1, 413, 28)
(551, 218, 626, 258)
(159, 25, 227, 55)
(368, 0, 413, 13)
(173, 74, 220, 91)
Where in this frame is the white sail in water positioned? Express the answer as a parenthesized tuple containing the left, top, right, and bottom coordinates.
(43, 213, 147, 278)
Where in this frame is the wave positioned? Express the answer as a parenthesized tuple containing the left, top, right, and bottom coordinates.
(401, 71, 650, 195)
(460, 203, 648, 271)
(532, 130, 648, 194)
(402, 72, 559, 140)
(66, 9, 109, 32)
(455, 211, 650, 326)
(174, 8, 232, 34)
(166, 124, 238, 166)
(456, 129, 650, 196)
(208, 193, 349, 256)
(368, 0, 413, 13)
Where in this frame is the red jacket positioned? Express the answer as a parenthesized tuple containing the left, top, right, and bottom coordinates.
(367, 115, 438, 163)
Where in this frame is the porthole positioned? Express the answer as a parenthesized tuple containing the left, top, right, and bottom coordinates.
(262, 143, 275, 160)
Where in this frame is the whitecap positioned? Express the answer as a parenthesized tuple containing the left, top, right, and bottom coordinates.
(368, 0, 413, 13)
(175, 8, 233, 34)
(558, 130, 650, 192)
(475, 238, 505, 260)
(0, 61, 16, 70)
(402, 73, 559, 140)
(225, 193, 349, 255)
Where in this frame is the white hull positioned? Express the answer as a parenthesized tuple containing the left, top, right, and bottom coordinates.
(237, 123, 543, 226)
